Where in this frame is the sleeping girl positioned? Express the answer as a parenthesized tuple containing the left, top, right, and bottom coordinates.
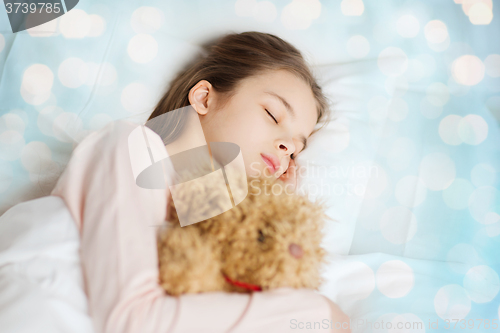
(51, 31, 350, 332)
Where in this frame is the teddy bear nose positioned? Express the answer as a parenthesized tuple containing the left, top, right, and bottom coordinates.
(289, 243, 303, 259)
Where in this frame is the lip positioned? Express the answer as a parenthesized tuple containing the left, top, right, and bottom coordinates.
(261, 153, 280, 174)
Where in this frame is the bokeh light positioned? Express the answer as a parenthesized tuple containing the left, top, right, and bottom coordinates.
(464, 0, 494, 25)
(127, 34, 158, 63)
(87, 14, 106, 37)
(33, 93, 57, 113)
(486, 96, 500, 122)
(0, 113, 26, 135)
(52, 112, 84, 143)
(58, 57, 88, 89)
(378, 47, 408, 77)
(21, 141, 52, 174)
(341, 0, 364, 16)
(451, 55, 485, 86)
(37, 105, 63, 137)
(447, 75, 471, 96)
(385, 76, 408, 97)
(131, 7, 164, 34)
(457, 114, 488, 145)
(428, 37, 450, 52)
(461, 0, 493, 16)
(22, 64, 53, 96)
(434, 284, 471, 320)
(281, 0, 321, 30)
(484, 54, 500, 78)
(396, 14, 420, 38)
(235, 0, 257, 17)
(447, 243, 483, 274)
(424, 20, 450, 52)
(21, 64, 53, 105)
(468, 186, 499, 224)
(471, 163, 497, 187)
(484, 212, 500, 237)
(252, 1, 278, 23)
(59, 9, 91, 39)
(424, 20, 448, 44)
(426, 82, 450, 106)
(439, 114, 463, 145)
(99, 63, 118, 86)
(21, 141, 60, 185)
(0, 33, 5, 53)
(0, 130, 25, 161)
(463, 265, 500, 303)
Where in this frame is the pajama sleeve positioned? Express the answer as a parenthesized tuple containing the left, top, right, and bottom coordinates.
(50, 119, 334, 333)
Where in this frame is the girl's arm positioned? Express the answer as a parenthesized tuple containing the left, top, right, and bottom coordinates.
(51, 119, 340, 333)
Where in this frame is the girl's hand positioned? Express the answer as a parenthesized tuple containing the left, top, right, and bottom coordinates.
(278, 158, 297, 193)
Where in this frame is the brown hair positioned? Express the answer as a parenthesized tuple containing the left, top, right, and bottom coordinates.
(147, 31, 331, 145)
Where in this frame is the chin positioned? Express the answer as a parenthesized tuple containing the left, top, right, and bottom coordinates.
(244, 161, 271, 179)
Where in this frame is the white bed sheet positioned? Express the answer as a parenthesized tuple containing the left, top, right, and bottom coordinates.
(0, 196, 94, 333)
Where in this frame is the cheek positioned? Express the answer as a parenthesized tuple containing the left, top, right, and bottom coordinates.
(219, 113, 268, 150)
(245, 159, 264, 178)
(205, 108, 275, 176)
(215, 110, 260, 142)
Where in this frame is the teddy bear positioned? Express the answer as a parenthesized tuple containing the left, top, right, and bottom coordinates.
(156, 161, 329, 296)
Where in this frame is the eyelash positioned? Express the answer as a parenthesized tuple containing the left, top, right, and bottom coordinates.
(265, 109, 278, 124)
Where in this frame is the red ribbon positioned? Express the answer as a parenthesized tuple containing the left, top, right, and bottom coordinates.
(223, 274, 262, 292)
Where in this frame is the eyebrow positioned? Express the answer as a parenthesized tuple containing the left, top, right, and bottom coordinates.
(264, 90, 308, 153)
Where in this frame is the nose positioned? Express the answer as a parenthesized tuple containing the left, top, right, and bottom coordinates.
(277, 139, 295, 155)
(288, 243, 303, 259)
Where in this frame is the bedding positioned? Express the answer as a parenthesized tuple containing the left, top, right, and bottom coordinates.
(0, 196, 94, 333)
(0, 0, 499, 332)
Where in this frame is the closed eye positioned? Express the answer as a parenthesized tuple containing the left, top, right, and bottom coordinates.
(265, 109, 278, 124)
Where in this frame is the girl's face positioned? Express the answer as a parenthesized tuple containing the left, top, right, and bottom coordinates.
(188, 69, 318, 184)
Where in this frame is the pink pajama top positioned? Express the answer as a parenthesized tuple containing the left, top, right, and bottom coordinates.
(50, 119, 333, 333)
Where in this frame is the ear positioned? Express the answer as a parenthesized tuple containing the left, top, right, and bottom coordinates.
(188, 80, 214, 116)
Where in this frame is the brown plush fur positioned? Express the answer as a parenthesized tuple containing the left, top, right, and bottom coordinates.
(157, 163, 328, 295)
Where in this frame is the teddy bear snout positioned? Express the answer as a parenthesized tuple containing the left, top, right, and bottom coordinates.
(288, 243, 303, 259)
